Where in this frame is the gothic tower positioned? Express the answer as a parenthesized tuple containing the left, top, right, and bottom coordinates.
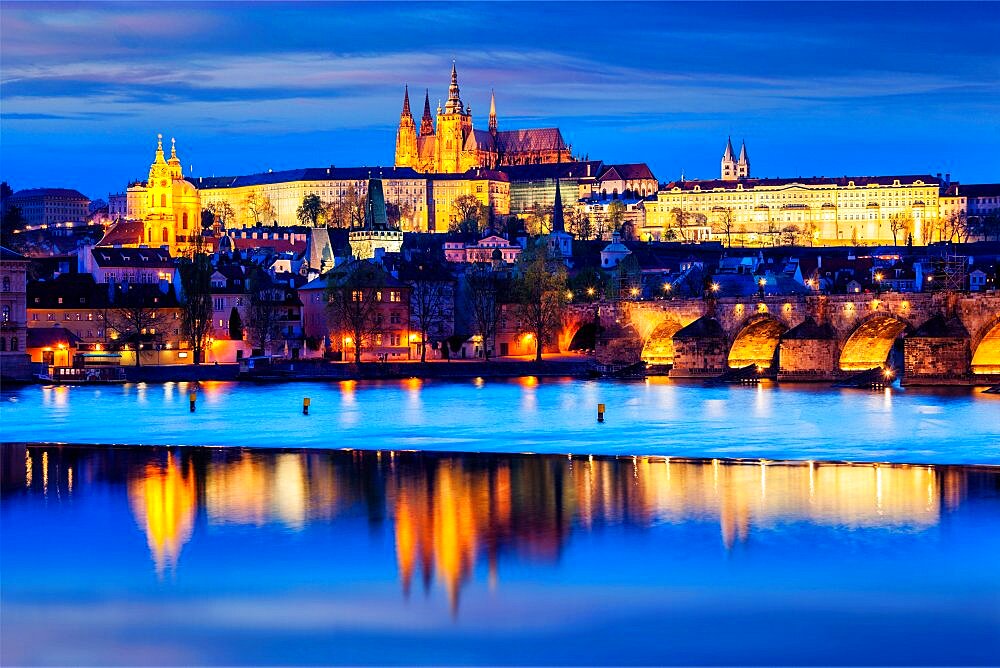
(737, 140, 750, 179)
(721, 136, 738, 181)
(435, 62, 474, 173)
(394, 86, 418, 168)
(420, 89, 434, 136)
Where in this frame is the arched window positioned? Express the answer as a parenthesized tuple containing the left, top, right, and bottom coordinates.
(2, 276, 9, 291)
(182, 212, 188, 230)
(10, 337, 17, 351)
(160, 194, 166, 208)
(162, 227, 169, 243)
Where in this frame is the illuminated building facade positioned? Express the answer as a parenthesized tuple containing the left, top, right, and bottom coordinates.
(644, 174, 943, 245)
(0, 247, 31, 378)
(394, 63, 573, 174)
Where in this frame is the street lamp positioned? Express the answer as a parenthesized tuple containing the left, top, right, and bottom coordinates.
(874, 271, 883, 296)
(758, 277, 766, 297)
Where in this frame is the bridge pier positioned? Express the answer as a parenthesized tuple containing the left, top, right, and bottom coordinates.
(903, 316, 971, 385)
(669, 317, 728, 378)
(777, 318, 838, 382)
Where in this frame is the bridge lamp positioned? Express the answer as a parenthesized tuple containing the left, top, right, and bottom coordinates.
(566, 290, 574, 301)
(883, 368, 894, 379)
(710, 282, 720, 293)
(586, 287, 596, 297)
(630, 287, 640, 298)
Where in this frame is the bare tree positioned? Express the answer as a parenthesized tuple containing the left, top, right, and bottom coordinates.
(567, 207, 592, 240)
(245, 190, 275, 225)
(207, 201, 235, 229)
(511, 243, 568, 362)
(178, 238, 213, 364)
(326, 262, 386, 363)
(465, 265, 504, 360)
(246, 269, 283, 356)
(407, 267, 453, 363)
(106, 287, 165, 367)
(889, 210, 913, 246)
(717, 207, 735, 248)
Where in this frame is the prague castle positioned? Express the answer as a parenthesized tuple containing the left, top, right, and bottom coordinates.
(394, 63, 573, 173)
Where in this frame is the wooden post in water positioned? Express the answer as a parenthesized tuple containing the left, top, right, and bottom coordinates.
(303, 397, 310, 415)
(189, 392, 197, 413)
(597, 403, 605, 423)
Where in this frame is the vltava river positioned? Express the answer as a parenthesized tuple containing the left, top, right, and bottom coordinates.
(2, 378, 999, 463)
(1, 445, 998, 665)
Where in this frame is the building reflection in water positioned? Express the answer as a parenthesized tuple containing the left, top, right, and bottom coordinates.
(5, 445, 990, 609)
(127, 453, 196, 576)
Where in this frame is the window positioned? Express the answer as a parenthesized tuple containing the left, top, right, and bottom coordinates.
(1, 277, 9, 291)
(47, 313, 55, 321)
(375, 291, 383, 302)
(0, 306, 8, 323)
(162, 227, 169, 243)
(351, 290, 363, 302)
(390, 312, 401, 324)
(160, 194, 166, 208)
(10, 337, 17, 351)
(390, 334, 401, 347)
(32, 313, 38, 321)
(182, 212, 189, 230)
(390, 291, 401, 302)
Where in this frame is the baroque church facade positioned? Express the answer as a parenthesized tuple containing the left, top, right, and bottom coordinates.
(394, 63, 574, 174)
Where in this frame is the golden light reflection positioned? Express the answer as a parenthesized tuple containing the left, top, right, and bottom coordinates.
(128, 453, 197, 576)
(60, 446, 974, 611)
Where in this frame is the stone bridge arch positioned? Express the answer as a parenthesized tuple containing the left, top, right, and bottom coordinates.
(727, 314, 791, 370)
(838, 312, 916, 372)
(640, 317, 687, 366)
(971, 314, 1000, 377)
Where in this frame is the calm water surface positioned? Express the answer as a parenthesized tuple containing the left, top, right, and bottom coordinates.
(1, 445, 998, 666)
(2, 378, 999, 463)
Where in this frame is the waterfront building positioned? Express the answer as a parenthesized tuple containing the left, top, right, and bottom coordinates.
(299, 259, 413, 361)
(0, 246, 31, 379)
(26, 274, 186, 365)
(5, 188, 91, 228)
(394, 63, 573, 174)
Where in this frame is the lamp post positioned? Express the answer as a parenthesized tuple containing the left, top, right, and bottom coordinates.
(758, 277, 766, 298)
(874, 271, 883, 296)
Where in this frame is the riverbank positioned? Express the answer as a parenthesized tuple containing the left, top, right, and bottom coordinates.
(121, 358, 598, 383)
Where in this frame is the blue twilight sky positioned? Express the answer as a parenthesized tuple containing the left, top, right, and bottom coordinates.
(1, 1, 998, 199)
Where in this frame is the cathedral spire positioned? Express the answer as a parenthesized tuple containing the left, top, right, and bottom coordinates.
(420, 89, 434, 135)
(489, 89, 497, 134)
(723, 136, 735, 161)
(445, 60, 463, 113)
(402, 85, 412, 117)
(168, 137, 180, 164)
(551, 179, 565, 233)
(738, 139, 748, 164)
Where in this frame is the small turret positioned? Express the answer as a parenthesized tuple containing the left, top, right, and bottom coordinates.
(489, 89, 497, 134)
(154, 133, 166, 165)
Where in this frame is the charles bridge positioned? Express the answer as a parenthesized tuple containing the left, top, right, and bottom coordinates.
(558, 291, 1000, 385)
